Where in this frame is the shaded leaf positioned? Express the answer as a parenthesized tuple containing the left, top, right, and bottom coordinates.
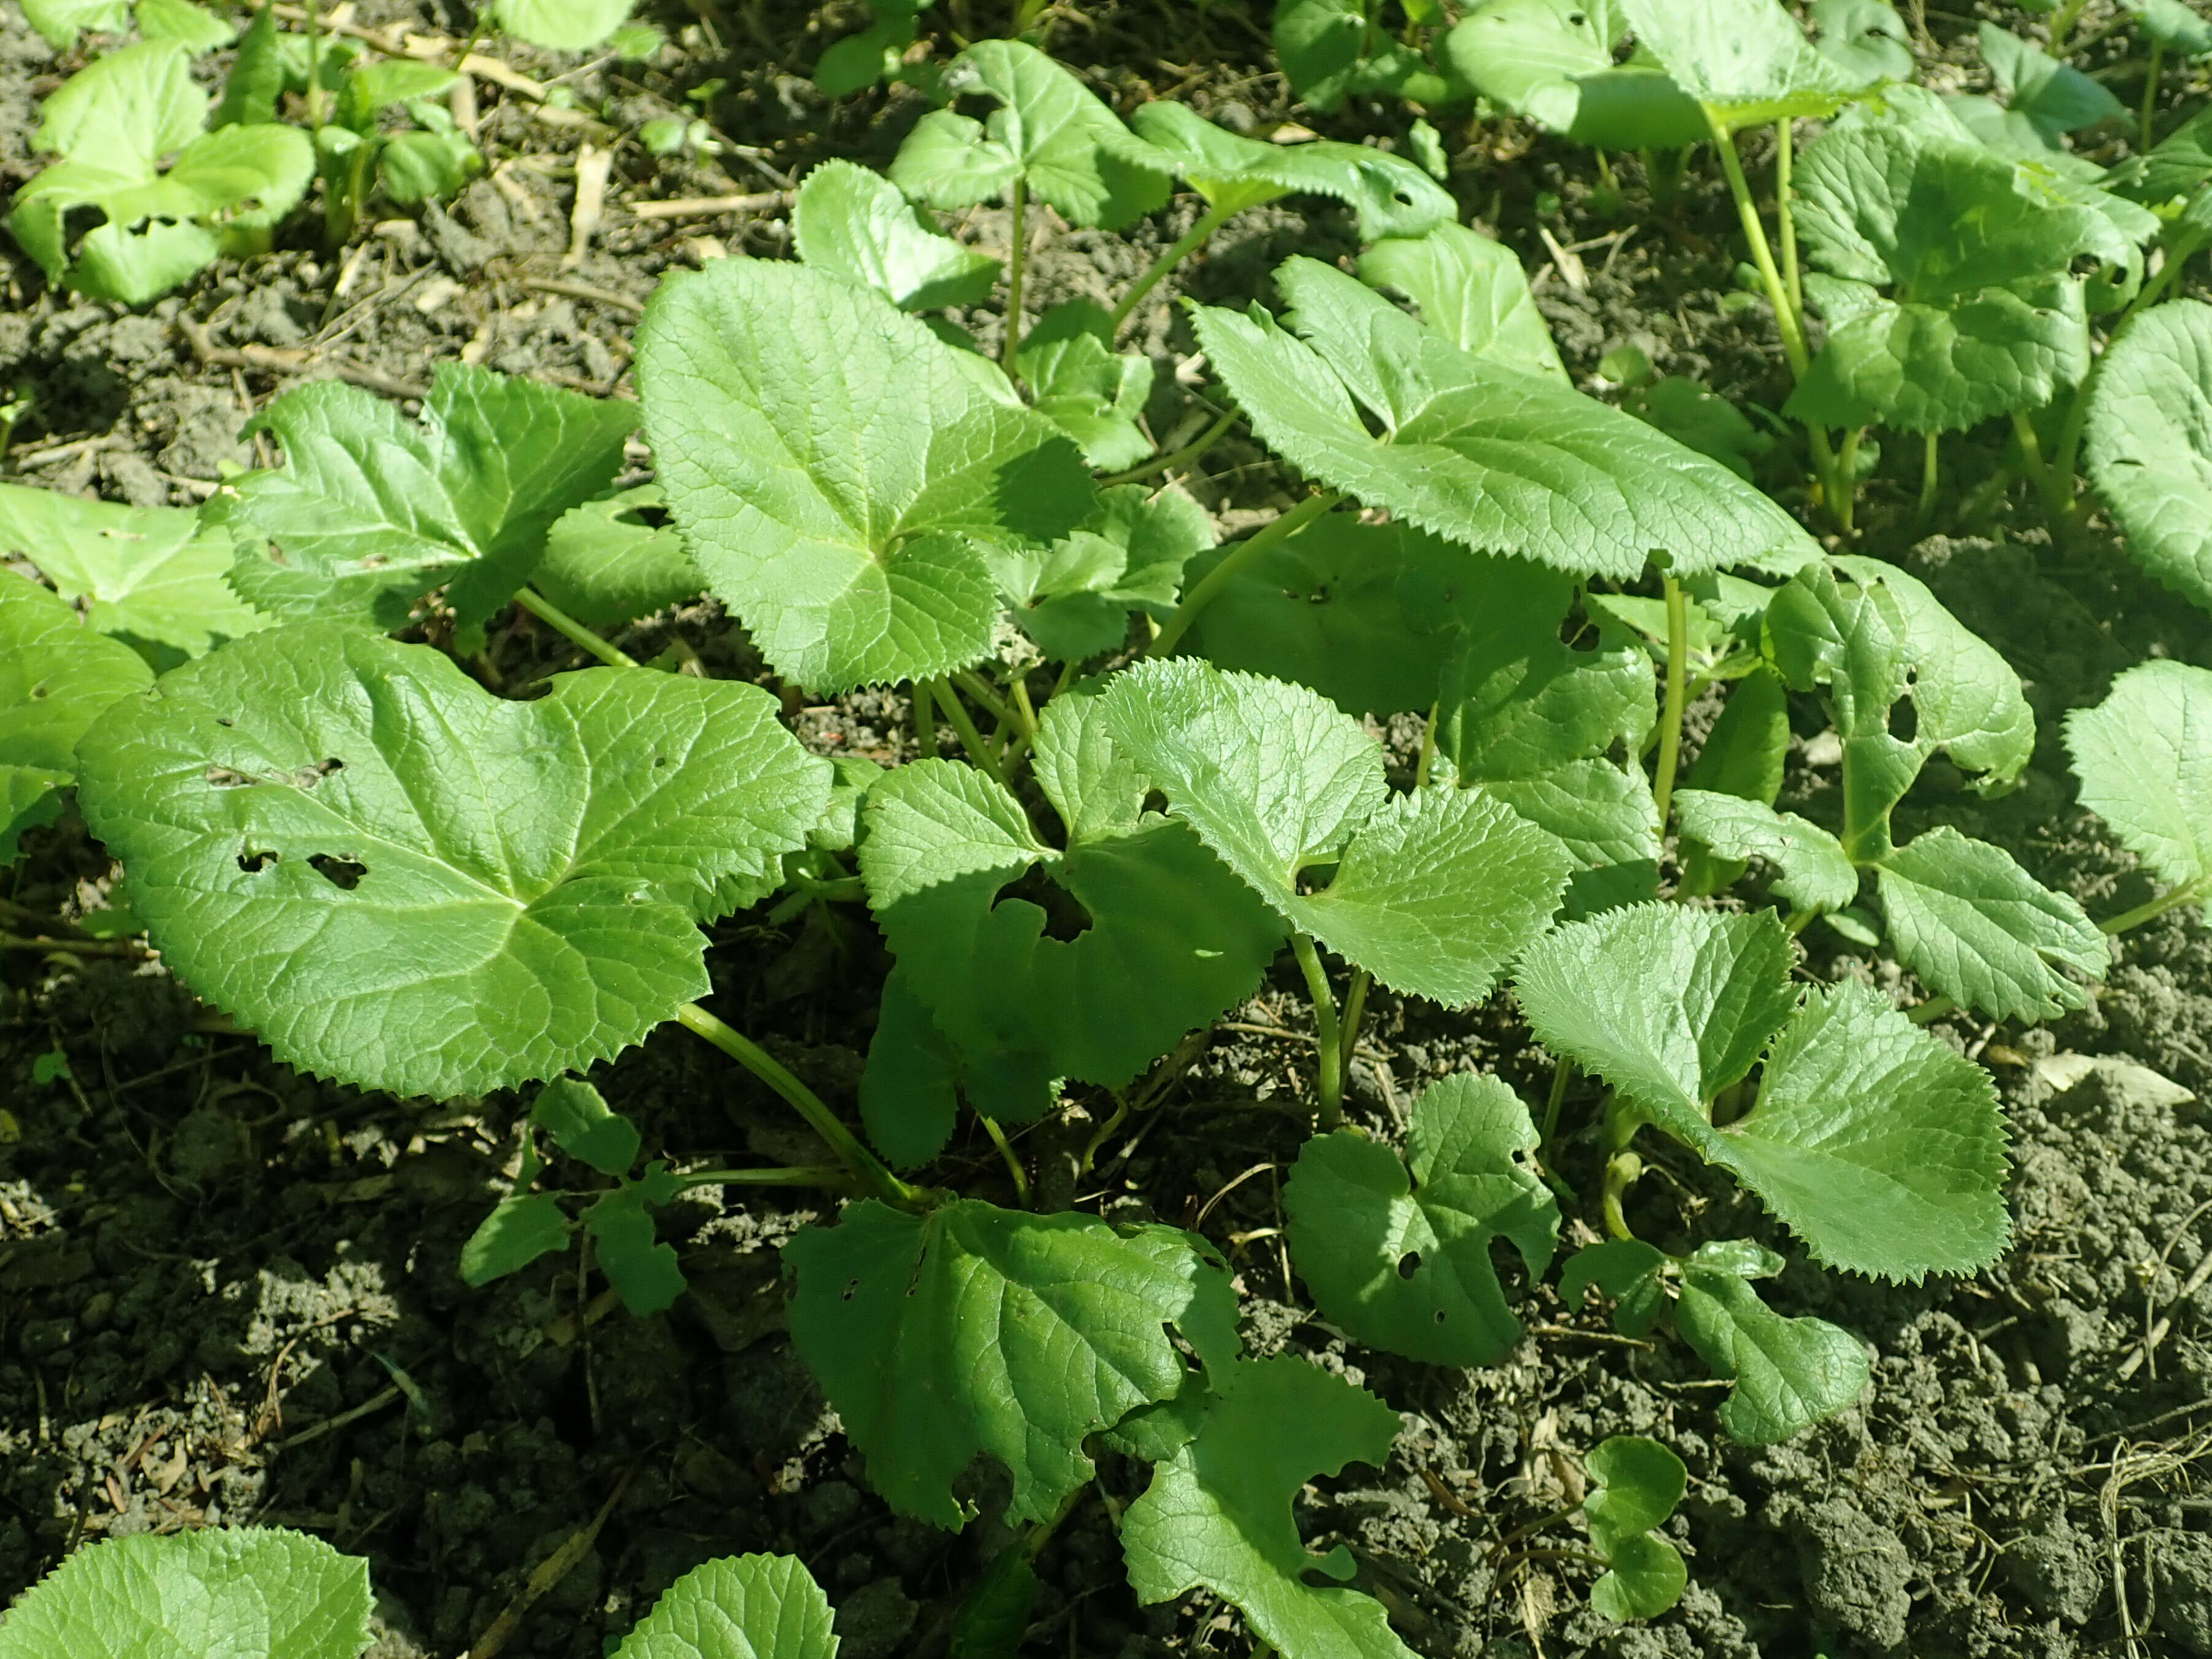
(0, 569, 154, 860)
(1674, 1242, 1871, 1443)
(608, 1553, 839, 1659)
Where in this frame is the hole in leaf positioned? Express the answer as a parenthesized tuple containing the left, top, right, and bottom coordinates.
(1888, 694, 1918, 743)
(999, 865, 1094, 943)
(216, 718, 235, 728)
(1141, 788, 1169, 817)
(841, 1277, 860, 1301)
(238, 849, 279, 873)
(1392, 189, 1414, 205)
(632, 503, 672, 528)
(1568, 9, 1585, 22)
(1397, 1250, 1422, 1279)
(653, 756, 669, 767)
(28, 681, 49, 700)
(206, 766, 256, 788)
(308, 855, 367, 890)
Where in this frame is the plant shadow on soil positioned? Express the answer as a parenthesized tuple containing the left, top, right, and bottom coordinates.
(4, 1, 2212, 1656)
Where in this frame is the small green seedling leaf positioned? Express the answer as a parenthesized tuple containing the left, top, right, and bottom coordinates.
(2085, 297, 2212, 613)
(1285, 1073, 1560, 1365)
(1558, 1238, 1669, 1336)
(1584, 1436, 1688, 1621)
(0, 482, 269, 661)
(1128, 100, 1453, 241)
(1617, 0, 1878, 132)
(785, 1198, 1237, 1528)
(1444, 0, 1708, 150)
(1120, 1357, 1415, 1659)
(1357, 222, 1567, 381)
(1811, 0, 1912, 82)
(1875, 827, 2105, 1021)
(994, 484, 1214, 662)
(859, 964, 964, 1169)
(1013, 302, 1156, 471)
(138, 0, 237, 53)
(1976, 23, 2125, 146)
(637, 256, 1093, 693)
(1102, 659, 1572, 1005)
(949, 1547, 1041, 1659)
(2066, 661, 2212, 919)
(533, 485, 703, 628)
(31, 1050, 73, 1086)
(2125, 0, 2212, 53)
(1517, 905, 2011, 1280)
(1674, 1241, 1871, 1444)
(0, 1527, 373, 1659)
(21, 0, 131, 50)
(532, 1076, 640, 1176)
(460, 1192, 571, 1287)
(491, 0, 635, 52)
(584, 1171, 686, 1316)
(889, 40, 1171, 230)
(1, 570, 154, 860)
(794, 157, 1000, 311)
(1193, 257, 1818, 580)
(75, 626, 830, 1099)
(608, 1553, 838, 1659)
(1674, 790, 1857, 914)
(213, 366, 638, 640)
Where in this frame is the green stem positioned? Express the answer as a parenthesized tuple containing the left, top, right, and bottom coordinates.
(2143, 37, 2165, 152)
(674, 1166, 857, 1191)
(1537, 1058, 1572, 1155)
(1150, 489, 1343, 657)
(2047, 0, 2089, 55)
(1291, 933, 1344, 1131)
(1905, 995, 1957, 1026)
(1601, 1150, 1642, 1241)
(1101, 402, 1240, 487)
(1416, 699, 1440, 788)
(1107, 200, 1236, 338)
(2010, 408, 2068, 525)
(2101, 880, 2210, 935)
(925, 678, 1007, 786)
(514, 587, 637, 669)
(1008, 676, 1041, 743)
(1002, 178, 1028, 375)
(1776, 118, 1803, 320)
(1336, 969, 1371, 1102)
(675, 1002, 919, 1207)
(1080, 1091, 1130, 1177)
(1919, 429, 1940, 521)
(1835, 428, 1862, 535)
(1651, 573, 1689, 826)
(980, 1115, 1031, 1206)
(304, 0, 326, 130)
(950, 669, 1017, 731)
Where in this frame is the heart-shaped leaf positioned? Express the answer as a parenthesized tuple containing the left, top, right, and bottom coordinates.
(1585, 1436, 1689, 1620)
(1673, 1241, 1871, 1443)
(608, 1555, 839, 1659)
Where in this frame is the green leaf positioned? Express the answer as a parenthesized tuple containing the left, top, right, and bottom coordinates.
(857, 749, 1284, 1124)
(1674, 1241, 1870, 1443)
(1515, 904, 1797, 1128)
(1179, 513, 1470, 716)
(0, 482, 269, 661)
(1122, 1357, 1413, 1658)
(996, 485, 1215, 662)
(610, 1553, 838, 1659)
(460, 1192, 571, 1287)
(0, 1527, 373, 1659)
(1357, 222, 1566, 381)
(74, 626, 830, 1098)
(1102, 659, 1572, 1004)
(2085, 297, 2212, 613)
(1811, 0, 1912, 82)
(2065, 659, 2212, 917)
(1443, 0, 1708, 149)
(1674, 791, 1858, 913)
(492, 0, 633, 51)
(20, 0, 130, 50)
(888, 41, 1170, 230)
(378, 128, 484, 204)
(948, 1548, 1041, 1659)
(1192, 257, 1818, 580)
(1630, 375, 1774, 479)
(1013, 302, 1156, 472)
(794, 157, 1001, 311)
(1616, 0, 1875, 131)
(532, 1076, 640, 1176)
(1478, 763, 1660, 879)
(0, 570, 154, 860)
(786, 1198, 1237, 1528)
(2125, 0, 2212, 53)
(214, 4, 287, 127)
(1558, 1238, 1668, 1336)
(339, 60, 458, 125)
(1875, 827, 2106, 1021)
(534, 485, 703, 628)
(1585, 1436, 1688, 1621)
(1681, 663, 1789, 805)
(138, 0, 237, 53)
(815, 17, 912, 98)
(585, 1175, 686, 1315)
(637, 256, 1093, 693)
(35, 39, 202, 161)
(1977, 23, 2125, 143)
(860, 963, 963, 1167)
(1284, 1072, 1560, 1365)
(213, 366, 638, 638)
(1128, 100, 1454, 241)
(1272, 0, 1370, 111)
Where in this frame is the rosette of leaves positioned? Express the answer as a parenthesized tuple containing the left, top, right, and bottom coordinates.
(316, 57, 484, 240)
(1518, 903, 2010, 1284)
(636, 256, 1094, 692)
(1615, 0, 1883, 134)
(1101, 659, 1573, 1006)
(1784, 121, 2149, 436)
(888, 40, 1172, 231)
(1120, 1357, 1417, 1658)
(72, 626, 831, 1098)
(791, 157, 1000, 312)
(0, 482, 268, 665)
(786, 1194, 1239, 1528)
(1698, 555, 2106, 1022)
(1, 570, 154, 860)
(1128, 100, 1454, 242)
(1192, 253, 1819, 580)
(2084, 299, 2212, 613)
(7, 41, 313, 305)
(855, 693, 1284, 1159)
(2066, 661, 2212, 925)
(1443, 0, 1706, 151)
(1284, 1072, 1560, 1365)
(208, 364, 639, 645)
